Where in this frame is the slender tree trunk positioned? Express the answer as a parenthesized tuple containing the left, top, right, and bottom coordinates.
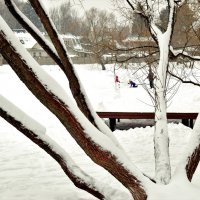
(96, 54, 106, 70)
(100, 59, 106, 70)
(154, 33, 171, 184)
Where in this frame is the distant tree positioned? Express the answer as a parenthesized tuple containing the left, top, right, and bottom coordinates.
(21, 1, 44, 31)
(160, 2, 196, 47)
(49, 1, 82, 35)
(129, 10, 150, 37)
(0, 0, 44, 31)
(81, 7, 124, 70)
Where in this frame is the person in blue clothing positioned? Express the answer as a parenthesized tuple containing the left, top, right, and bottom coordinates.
(128, 79, 138, 88)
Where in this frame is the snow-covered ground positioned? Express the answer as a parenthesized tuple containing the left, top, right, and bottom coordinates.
(1, 64, 200, 200)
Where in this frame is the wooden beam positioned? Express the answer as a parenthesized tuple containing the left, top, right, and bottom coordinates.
(97, 112, 198, 120)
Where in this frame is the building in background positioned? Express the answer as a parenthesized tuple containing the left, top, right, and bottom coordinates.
(0, 29, 96, 65)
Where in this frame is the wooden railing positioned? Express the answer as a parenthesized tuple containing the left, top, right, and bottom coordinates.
(97, 112, 198, 131)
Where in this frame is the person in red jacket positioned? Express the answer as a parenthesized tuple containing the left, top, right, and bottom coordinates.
(115, 75, 120, 88)
(115, 75, 120, 83)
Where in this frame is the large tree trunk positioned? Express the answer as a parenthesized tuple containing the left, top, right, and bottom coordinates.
(0, 15, 149, 200)
(5, 0, 123, 150)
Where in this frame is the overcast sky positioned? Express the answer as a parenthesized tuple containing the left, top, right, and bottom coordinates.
(44, 0, 116, 14)
(43, 0, 114, 10)
(79, 0, 113, 10)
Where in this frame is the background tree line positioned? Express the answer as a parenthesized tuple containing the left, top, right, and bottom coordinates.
(0, 0, 44, 30)
(1, 0, 200, 68)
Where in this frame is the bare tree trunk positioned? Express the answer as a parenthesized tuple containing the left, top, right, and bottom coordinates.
(99, 57, 106, 70)
(154, 33, 172, 184)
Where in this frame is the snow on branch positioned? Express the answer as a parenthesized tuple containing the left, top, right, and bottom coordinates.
(170, 46, 200, 61)
(0, 16, 152, 196)
(5, 0, 121, 147)
(0, 95, 129, 200)
(0, 95, 46, 134)
(5, 0, 62, 66)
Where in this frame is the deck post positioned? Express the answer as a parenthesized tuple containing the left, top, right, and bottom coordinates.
(189, 119, 194, 129)
(109, 118, 116, 131)
(182, 119, 189, 127)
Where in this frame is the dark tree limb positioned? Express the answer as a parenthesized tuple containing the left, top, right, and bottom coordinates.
(0, 29, 148, 200)
(5, 0, 98, 130)
(28, 0, 99, 125)
(186, 143, 200, 181)
(0, 106, 105, 200)
(168, 70, 200, 87)
(169, 47, 200, 62)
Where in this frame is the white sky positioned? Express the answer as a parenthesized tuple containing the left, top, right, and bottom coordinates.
(73, 0, 125, 20)
(79, 0, 113, 10)
(43, 0, 114, 10)
(43, 0, 116, 15)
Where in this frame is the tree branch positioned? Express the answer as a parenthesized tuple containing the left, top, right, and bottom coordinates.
(5, 0, 122, 148)
(169, 46, 200, 61)
(0, 96, 107, 200)
(168, 70, 200, 87)
(0, 22, 149, 200)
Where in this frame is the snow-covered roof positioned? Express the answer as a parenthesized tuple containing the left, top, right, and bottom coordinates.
(14, 31, 85, 52)
(14, 32, 37, 49)
(61, 33, 83, 51)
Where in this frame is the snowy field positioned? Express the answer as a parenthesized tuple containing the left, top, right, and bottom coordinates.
(1, 64, 200, 200)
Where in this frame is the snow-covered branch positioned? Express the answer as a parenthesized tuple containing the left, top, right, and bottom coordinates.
(0, 95, 130, 200)
(5, 0, 63, 66)
(5, 0, 123, 149)
(0, 16, 152, 200)
(170, 46, 200, 61)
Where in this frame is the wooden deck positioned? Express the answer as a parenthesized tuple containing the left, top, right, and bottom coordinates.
(97, 112, 198, 131)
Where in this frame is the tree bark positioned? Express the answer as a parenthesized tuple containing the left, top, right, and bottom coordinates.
(5, 0, 98, 129)
(0, 29, 148, 200)
(0, 106, 105, 200)
(186, 143, 200, 181)
(182, 115, 200, 181)
(5, 0, 123, 150)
